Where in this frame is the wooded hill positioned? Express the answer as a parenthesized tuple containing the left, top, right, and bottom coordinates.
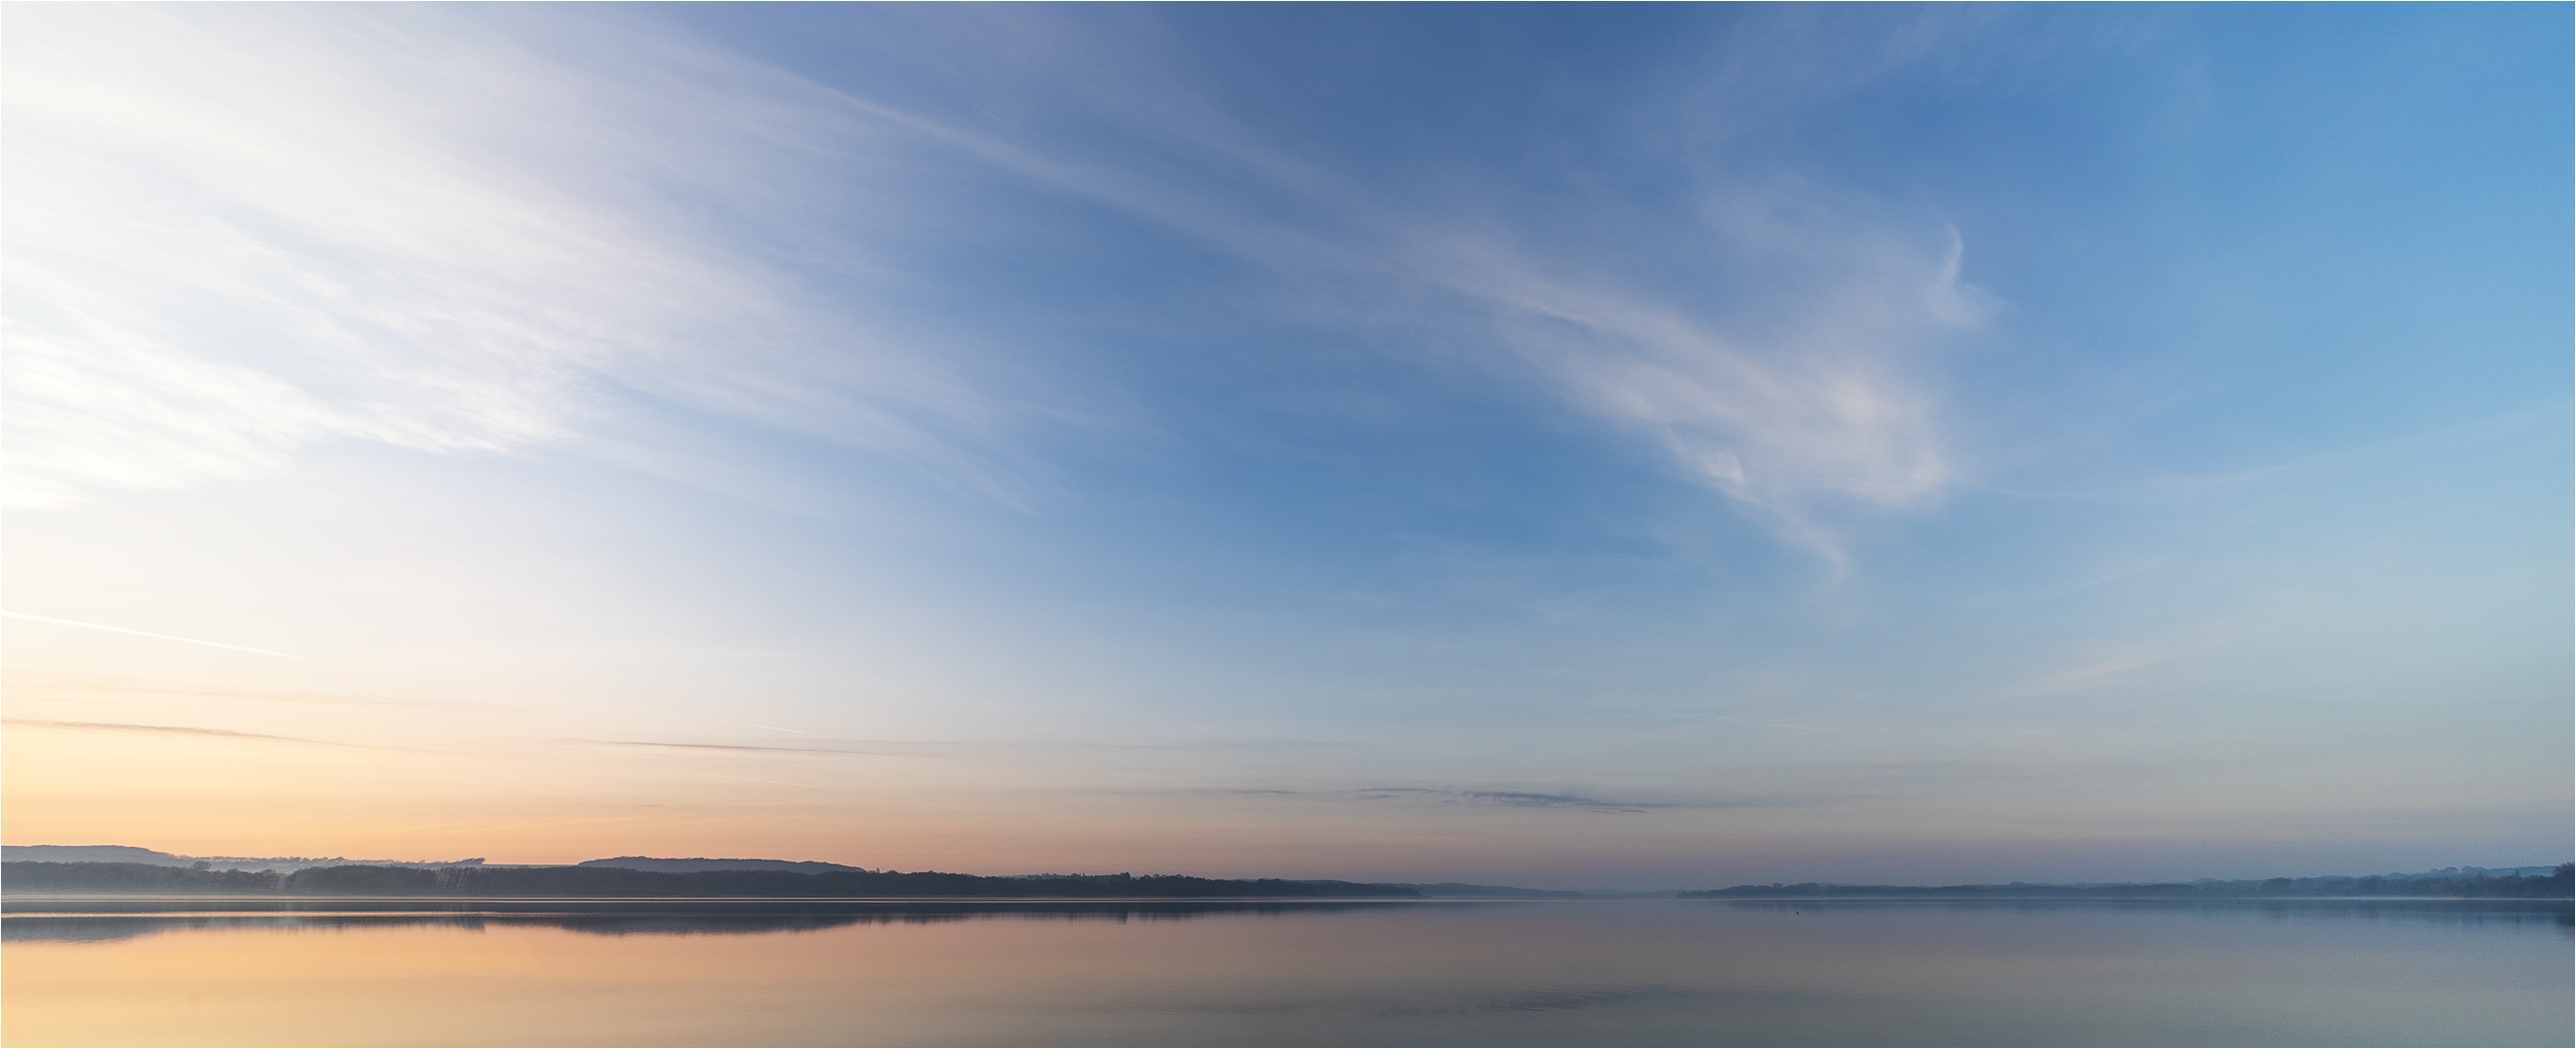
(0, 862, 1422, 898)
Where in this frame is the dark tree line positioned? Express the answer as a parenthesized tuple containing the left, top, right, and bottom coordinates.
(1680, 863, 2576, 899)
(0, 862, 1422, 898)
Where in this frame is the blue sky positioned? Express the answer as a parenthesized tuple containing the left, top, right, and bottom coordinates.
(3, 3, 2566, 887)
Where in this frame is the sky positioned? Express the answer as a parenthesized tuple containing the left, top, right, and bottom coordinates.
(3, 3, 2567, 890)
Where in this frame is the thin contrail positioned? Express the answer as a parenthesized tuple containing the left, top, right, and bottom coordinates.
(1, 611, 304, 660)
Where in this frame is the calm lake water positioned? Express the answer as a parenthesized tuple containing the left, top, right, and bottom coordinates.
(4, 897, 2568, 1047)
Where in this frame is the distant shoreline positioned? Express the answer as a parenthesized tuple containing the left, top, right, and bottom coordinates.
(6, 894, 2564, 902)
(1678, 864, 2574, 901)
(0, 862, 1434, 900)
(0, 895, 1447, 906)
(5, 851, 2566, 901)
(7, 895, 2567, 916)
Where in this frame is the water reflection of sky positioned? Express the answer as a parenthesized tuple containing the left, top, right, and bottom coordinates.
(9, 898, 2568, 1046)
(1712, 897, 2576, 931)
(8, 897, 2567, 946)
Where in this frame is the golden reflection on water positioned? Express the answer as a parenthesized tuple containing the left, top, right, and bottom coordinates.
(5, 900, 2570, 1047)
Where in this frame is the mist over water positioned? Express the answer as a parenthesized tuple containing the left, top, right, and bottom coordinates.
(7, 899, 2567, 1047)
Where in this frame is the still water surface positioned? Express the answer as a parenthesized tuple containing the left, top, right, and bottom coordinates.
(5, 897, 2568, 1046)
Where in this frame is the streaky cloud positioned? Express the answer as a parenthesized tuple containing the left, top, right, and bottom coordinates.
(1195, 785, 1799, 815)
(1407, 211, 1983, 568)
(4, 719, 348, 746)
(4, 3, 1988, 568)
(569, 739, 916, 758)
(1, 5, 1050, 510)
(1, 611, 303, 660)
(1457, 791, 1673, 814)
(778, 8, 1992, 563)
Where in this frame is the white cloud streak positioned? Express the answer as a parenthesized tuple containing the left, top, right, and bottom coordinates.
(1409, 216, 1984, 567)
(2, 6, 1017, 509)
(773, 8, 1995, 562)
(5, 5, 1988, 564)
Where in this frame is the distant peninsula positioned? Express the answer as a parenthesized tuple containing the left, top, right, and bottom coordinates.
(1680, 863, 2574, 900)
(0, 845, 1589, 899)
(2, 863, 1412, 899)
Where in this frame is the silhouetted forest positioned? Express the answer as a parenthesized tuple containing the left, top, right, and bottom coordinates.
(0, 862, 1422, 898)
(1680, 863, 2575, 899)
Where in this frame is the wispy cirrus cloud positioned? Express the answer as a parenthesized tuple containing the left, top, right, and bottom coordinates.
(787, 7, 1993, 563)
(1201, 785, 1717, 814)
(568, 739, 920, 758)
(1453, 791, 1672, 814)
(2, 5, 1036, 510)
(6, 4, 1988, 567)
(1407, 210, 1985, 567)
(4, 719, 351, 746)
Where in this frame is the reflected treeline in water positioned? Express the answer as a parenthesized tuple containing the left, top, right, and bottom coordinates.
(12, 897, 2568, 948)
(13, 897, 2565, 1047)
(1711, 897, 2575, 930)
(0, 898, 1442, 945)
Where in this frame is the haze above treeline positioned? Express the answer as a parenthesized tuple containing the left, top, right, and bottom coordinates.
(4, 846, 2564, 899)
